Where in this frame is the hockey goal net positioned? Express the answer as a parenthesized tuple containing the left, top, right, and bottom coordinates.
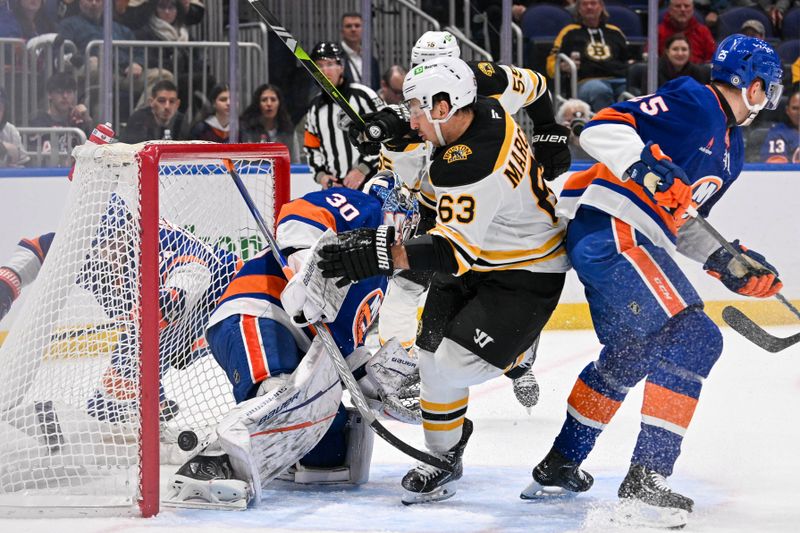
(0, 141, 290, 516)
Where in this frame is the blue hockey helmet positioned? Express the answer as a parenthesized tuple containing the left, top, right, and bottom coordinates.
(363, 170, 420, 243)
(711, 35, 783, 119)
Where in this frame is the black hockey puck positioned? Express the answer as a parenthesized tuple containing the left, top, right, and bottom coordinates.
(177, 430, 198, 451)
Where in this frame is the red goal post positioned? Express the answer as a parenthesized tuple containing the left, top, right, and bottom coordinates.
(0, 141, 290, 517)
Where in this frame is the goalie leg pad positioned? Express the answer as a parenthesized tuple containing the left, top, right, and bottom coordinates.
(216, 336, 343, 504)
(289, 407, 375, 485)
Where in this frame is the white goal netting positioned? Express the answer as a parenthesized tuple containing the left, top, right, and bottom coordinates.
(0, 141, 290, 516)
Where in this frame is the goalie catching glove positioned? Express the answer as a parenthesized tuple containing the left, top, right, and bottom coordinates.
(318, 225, 396, 288)
(625, 141, 694, 223)
(703, 240, 782, 298)
(531, 123, 572, 181)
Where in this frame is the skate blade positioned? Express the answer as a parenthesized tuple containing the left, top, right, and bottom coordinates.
(612, 499, 689, 529)
(161, 497, 247, 511)
(401, 482, 458, 505)
(520, 479, 579, 500)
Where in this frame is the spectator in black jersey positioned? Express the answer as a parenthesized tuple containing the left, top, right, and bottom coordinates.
(304, 41, 382, 190)
(239, 83, 299, 163)
(548, 0, 631, 112)
(190, 83, 229, 143)
(120, 79, 190, 143)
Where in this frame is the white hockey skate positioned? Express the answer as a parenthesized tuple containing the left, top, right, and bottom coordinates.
(162, 448, 251, 510)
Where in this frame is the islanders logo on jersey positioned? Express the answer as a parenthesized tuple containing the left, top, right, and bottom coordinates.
(477, 62, 495, 77)
(353, 288, 384, 346)
(443, 144, 473, 163)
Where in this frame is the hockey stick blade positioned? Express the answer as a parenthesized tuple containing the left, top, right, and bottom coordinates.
(722, 306, 800, 353)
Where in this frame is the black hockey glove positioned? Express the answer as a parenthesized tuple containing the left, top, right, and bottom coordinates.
(318, 225, 396, 288)
(347, 105, 412, 156)
(531, 123, 572, 181)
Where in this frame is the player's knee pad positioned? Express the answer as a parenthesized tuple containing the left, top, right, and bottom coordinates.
(658, 308, 723, 379)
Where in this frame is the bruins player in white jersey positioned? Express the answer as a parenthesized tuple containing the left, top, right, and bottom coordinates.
(320, 57, 569, 504)
(351, 31, 570, 410)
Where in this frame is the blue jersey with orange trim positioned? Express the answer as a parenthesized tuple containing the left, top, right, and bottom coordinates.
(208, 188, 387, 357)
(760, 122, 800, 163)
(559, 77, 744, 248)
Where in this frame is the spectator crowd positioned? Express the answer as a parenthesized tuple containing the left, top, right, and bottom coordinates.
(0, 0, 798, 170)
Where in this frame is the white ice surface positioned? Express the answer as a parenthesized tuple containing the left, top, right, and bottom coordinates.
(2, 327, 798, 532)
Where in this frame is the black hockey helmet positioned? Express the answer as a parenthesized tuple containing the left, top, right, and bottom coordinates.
(310, 41, 343, 63)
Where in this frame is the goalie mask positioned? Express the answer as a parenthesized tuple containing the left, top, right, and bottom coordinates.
(363, 170, 420, 243)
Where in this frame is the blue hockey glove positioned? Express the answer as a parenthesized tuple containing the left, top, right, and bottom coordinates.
(0, 267, 21, 321)
(318, 225, 396, 288)
(703, 240, 783, 298)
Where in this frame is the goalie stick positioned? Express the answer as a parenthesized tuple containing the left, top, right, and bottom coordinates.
(684, 206, 800, 353)
(222, 158, 453, 473)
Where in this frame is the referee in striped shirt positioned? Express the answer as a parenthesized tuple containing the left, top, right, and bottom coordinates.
(304, 41, 383, 189)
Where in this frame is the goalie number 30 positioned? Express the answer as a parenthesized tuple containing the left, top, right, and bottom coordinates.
(326, 193, 360, 221)
(438, 194, 476, 223)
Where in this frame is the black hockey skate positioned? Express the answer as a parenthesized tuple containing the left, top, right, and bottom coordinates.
(401, 418, 473, 505)
(614, 464, 693, 529)
(520, 447, 594, 499)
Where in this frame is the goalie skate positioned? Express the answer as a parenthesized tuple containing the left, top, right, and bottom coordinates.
(163, 449, 251, 511)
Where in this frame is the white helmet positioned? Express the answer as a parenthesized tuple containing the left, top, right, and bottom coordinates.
(410, 31, 461, 67)
(402, 57, 476, 145)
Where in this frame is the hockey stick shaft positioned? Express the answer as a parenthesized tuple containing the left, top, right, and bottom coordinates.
(685, 205, 800, 320)
(223, 160, 453, 472)
(246, 0, 365, 131)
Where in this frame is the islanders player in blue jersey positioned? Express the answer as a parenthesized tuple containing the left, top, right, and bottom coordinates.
(163, 172, 420, 509)
(0, 195, 243, 423)
(520, 35, 784, 528)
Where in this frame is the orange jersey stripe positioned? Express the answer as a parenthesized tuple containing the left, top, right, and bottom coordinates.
(642, 382, 698, 430)
(22, 237, 45, 262)
(278, 198, 338, 234)
(219, 274, 287, 302)
(241, 315, 269, 383)
(593, 107, 637, 128)
(304, 130, 321, 148)
(612, 217, 636, 253)
(568, 378, 622, 425)
(623, 247, 686, 316)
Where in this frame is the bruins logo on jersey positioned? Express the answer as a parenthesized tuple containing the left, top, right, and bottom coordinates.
(443, 144, 473, 163)
(584, 41, 611, 61)
(477, 62, 495, 77)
